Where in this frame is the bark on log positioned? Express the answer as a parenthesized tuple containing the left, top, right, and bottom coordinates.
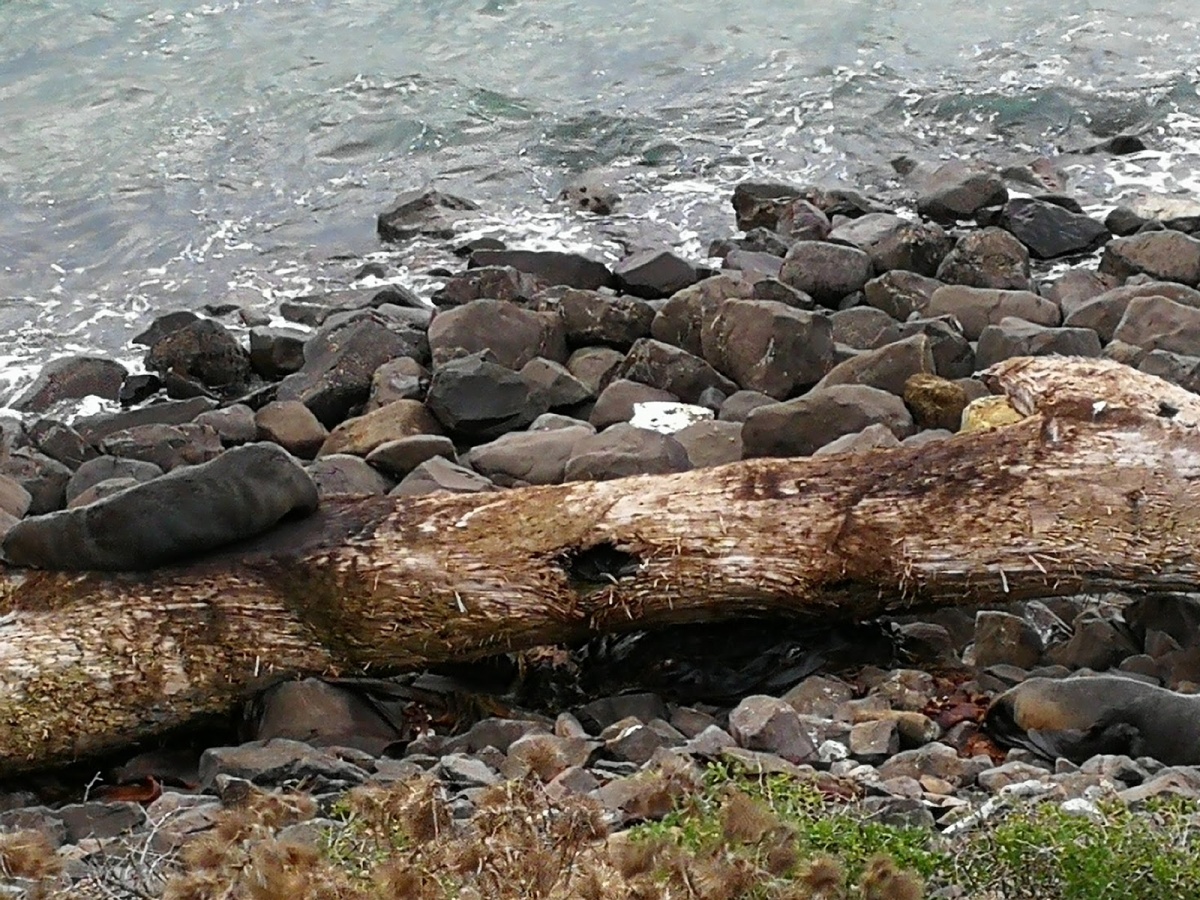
(4, 356, 1200, 776)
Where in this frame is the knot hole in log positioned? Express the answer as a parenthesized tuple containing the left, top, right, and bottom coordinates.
(556, 542, 642, 592)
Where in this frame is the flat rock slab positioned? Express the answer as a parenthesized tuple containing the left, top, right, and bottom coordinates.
(2, 443, 318, 571)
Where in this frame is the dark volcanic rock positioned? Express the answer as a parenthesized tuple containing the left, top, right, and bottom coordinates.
(367, 357, 428, 410)
(589, 379, 678, 430)
(2, 443, 317, 570)
(567, 346, 625, 397)
(916, 161, 1008, 223)
(1063, 282, 1200, 343)
(778, 241, 874, 307)
(431, 266, 543, 308)
(28, 419, 97, 470)
(470, 249, 614, 291)
(718, 390, 777, 423)
(428, 299, 566, 369)
(249, 327, 308, 379)
(742, 385, 914, 458)
(973, 610, 1044, 669)
(673, 420, 744, 468)
(830, 307, 904, 350)
(1138, 350, 1200, 394)
(731, 181, 805, 231)
(555, 289, 655, 349)
(365, 434, 458, 479)
(132, 310, 201, 347)
(650, 275, 752, 355)
(377, 189, 479, 242)
(466, 426, 593, 486)
(724, 249, 786, 282)
(751, 277, 814, 309)
(319, 399, 443, 457)
(1112, 295, 1200, 356)
(975, 319, 1102, 368)
(144, 319, 251, 392)
(863, 270, 942, 321)
(520, 357, 593, 408)
(255, 400, 330, 459)
(829, 213, 953, 276)
(99, 423, 223, 471)
(998, 198, 1110, 259)
(775, 198, 832, 242)
(392, 457, 497, 496)
(119, 373, 163, 406)
(426, 352, 544, 438)
(563, 424, 690, 481)
(0, 449, 73, 514)
(616, 338, 737, 404)
(306, 454, 394, 497)
(12, 356, 128, 414)
(65, 456, 163, 506)
(612, 250, 702, 299)
(193, 404, 257, 446)
(935, 227, 1032, 291)
(814, 334, 936, 396)
(1045, 269, 1119, 317)
(926, 285, 1060, 340)
(700, 300, 834, 399)
(1100, 231, 1200, 286)
(276, 312, 428, 427)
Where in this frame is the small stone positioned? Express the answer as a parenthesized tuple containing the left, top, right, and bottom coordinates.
(973, 610, 1045, 669)
(728, 695, 817, 764)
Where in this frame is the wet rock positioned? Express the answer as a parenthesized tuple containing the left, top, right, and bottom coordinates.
(429, 298, 567, 370)
(1063, 282, 1200, 342)
(1100, 231, 1200, 285)
(672, 420, 744, 468)
(812, 423, 901, 456)
(251, 679, 405, 756)
(64, 457, 162, 506)
(319, 399, 442, 457)
(366, 435, 458, 479)
(3, 443, 317, 570)
(59, 803, 147, 843)
(998, 198, 1110, 259)
(863, 270, 942, 320)
(377, 188, 479, 241)
(750, 277, 815, 309)
(896, 315, 975, 380)
(700, 300, 834, 399)
(470, 248, 614, 291)
(193, 404, 257, 446)
(926, 285, 1059, 340)
(616, 338, 737, 405)
(723, 249, 786, 282)
(465, 425, 592, 486)
(11, 356, 128, 414)
(119, 373, 163, 406)
(830, 307, 904, 350)
(132, 310, 202, 347)
(567, 346, 625, 397)
(731, 181, 805, 231)
(280, 298, 334, 327)
(28, 419, 97, 469)
(306, 454, 394, 497)
(973, 611, 1044, 669)
(1105, 206, 1148, 236)
(1139, 350, 1200, 394)
(728, 695, 816, 764)
(829, 213, 953, 276)
(563, 424, 690, 481)
(255, 400, 330, 459)
(613, 250, 702, 299)
(249, 326, 308, 379)
(975, 319, 1102, 368)
(1045, 269, 1118, 316)
(876, 742, 990, 788)
(778, 241, 874, 307)
(145, 319, 251, 392)
(1112, 295, 1200, 355)
(199, 739, 369, 791)
(426, 352, 544, 438)
(276, 312, 428, 427)
(367, 357, 428, 410)
(520, 357, 593, 409)
(99, 422, 223, 471)
(651, 275, 752, 355)
(743, 385, 914, 458)
(73, 397, 217, 446)
(432, 265, 543, 308)
(916, 161, 1008, 223)
(814, 333, 935, 396)
(718, 389, 777, 423)
(589, 379, 678, 430)
(556, 289, 655, 349)
(392, 456, 496, 496)
(936, 227, 1032, 291)
(776, 198, 832, 241)
(0, 475, 32, 520)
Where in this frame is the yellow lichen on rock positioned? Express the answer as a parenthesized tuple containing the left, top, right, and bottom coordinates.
(959, 395, 1027, 433)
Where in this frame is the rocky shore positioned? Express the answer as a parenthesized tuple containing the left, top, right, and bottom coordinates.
(5, 151, 1200, 897)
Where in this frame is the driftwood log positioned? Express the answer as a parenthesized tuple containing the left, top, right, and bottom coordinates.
(3, 356, 1200, 776)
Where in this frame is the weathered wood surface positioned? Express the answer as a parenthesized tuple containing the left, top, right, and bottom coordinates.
(4, 356, 1200, 776)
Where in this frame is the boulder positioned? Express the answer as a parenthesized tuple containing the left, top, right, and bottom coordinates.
(728, 696, 816, 764)
(144, 319, 251, 392)
(73, 397, 217, 446)
(555, 289, 655, 349)
(1064, 282, 1200, 342)
(903, 374, 969, 431)
(469, 249, 614, 291)
(998, 198, 1109, 259)
(28, 419, 97, 469)
(616, 338, 737, 404)
(718, 390, 777, 423)
(1112, 295, 1200, 356)
(830, 306, 903, 350)
(392, 457, 497, 496)
(99, 423, 223, 472)
(651, 275, 752, 356)
(254, 400, 330, 459)
(935, 227, 1032, 290)
(276, 312, 428, 427)
(377, 188, 479, 241)
(731, 181, 805, 231)
(250, 678, 405, 756)
(1044, 269, 1118, 317)
(926, 285, 1060, 340)
(1100, 231, 1200, 286)
(319, 399, 443, 457)
(305, 454, 394, 498)
(365, 435, 458, 479)
(132, 311, 201, 347)
(975, 319, 1102, 369)
(2, 443, 317, 570)
(191, 404, 256, 447)
(612, 250, 702, 299)
(566, 346, 625, 396)
(249, 326, 308, 379)
(863, 270, 942, 320)
(563, 425, 690, 481)
(973, 610, 1043, 669)
(0, 450, 72, 515)
(775, 198, 832, 242)
(11, 356, 128, 414)
(778, 241, 874, 307)
(1138, 350, 1200, 394)
(750, 277, 814, 309)
(589, 379, 678, 430)
(672, 420, 744, 468)
(916, 161, 1008, 222)
(366, 357, 428, 411)
(894, 317, 975, 379)
(813, 423, 901, 456)
(428, 299, 567, 369)
(700, 300, 834, 399)
(520, 357, 593, 408)
(723, 249, 785, 282)
(813, 334, 935, 396)
(432, 266, 543, 308)
(742, 385, 915, 458)
(829, 213, 952, 276)
(465, 426, 594, 486)
(426, 352, 544, 438)
(65, 457, 163, 506)
(0, 474, 32, 519)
